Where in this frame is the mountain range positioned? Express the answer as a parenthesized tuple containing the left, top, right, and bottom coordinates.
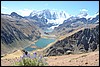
(52, 11, 99, 35)
(29, 9, 99, 28)
(1, 9, 99, 55)
(2, 9, 99, 31)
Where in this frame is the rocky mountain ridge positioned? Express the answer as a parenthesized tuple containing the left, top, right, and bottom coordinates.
(44, 25, 99, 56)
(52, 12, 99, 35)
(1, 13, 41, 55)
(2, 10, 98, 31)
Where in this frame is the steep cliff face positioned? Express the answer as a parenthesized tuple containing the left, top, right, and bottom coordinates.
(44, 25, 99, 56)
(1, 13, 41, 55)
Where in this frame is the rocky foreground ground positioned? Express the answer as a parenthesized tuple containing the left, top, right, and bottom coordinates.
(46, 51, 99, 66)
(1, 51, 99, 66)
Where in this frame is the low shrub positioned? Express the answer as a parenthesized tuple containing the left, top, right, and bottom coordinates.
(14, 52, 48, 66)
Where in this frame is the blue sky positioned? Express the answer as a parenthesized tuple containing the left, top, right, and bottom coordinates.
(1, 1, 99, 16)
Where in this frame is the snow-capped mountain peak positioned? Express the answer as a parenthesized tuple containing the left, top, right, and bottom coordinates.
(28, 9, 99, 30)
(91, 11, 99, 18)
(77, 11, 88, 18)
(29, 9, 71, 25)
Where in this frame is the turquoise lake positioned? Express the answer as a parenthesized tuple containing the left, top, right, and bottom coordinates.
(24, 38, 55, 51)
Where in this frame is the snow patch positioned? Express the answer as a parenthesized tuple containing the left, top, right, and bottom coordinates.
(47, 18, 67, 25)
(49, 25, 59, 29)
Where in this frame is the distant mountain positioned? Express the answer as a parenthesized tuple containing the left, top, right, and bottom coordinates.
(1, 13, 41, 55)
(64, 11, 99, 24)
(1, 10, 99, 33)
(29, 9, 70, 20)
(52, 11, 99, 35)
(77, 11, 88, 19)
(88, 12, 99, 24)
(28, 10, 99, 31)
(3, 10, 98, 32)
(28, 9, 71, 30)
(10, 12, 24, 19)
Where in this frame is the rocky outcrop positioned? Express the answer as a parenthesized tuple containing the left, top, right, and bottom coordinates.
(44, 25, 99, 56)
(1, 13, 41, 55)
(10, 12, 24, 19)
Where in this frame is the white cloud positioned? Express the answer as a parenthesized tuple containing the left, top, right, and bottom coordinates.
(80, 9, 88, 12)
(17, 9, 33, 16)
(2, 6, 8, 9)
